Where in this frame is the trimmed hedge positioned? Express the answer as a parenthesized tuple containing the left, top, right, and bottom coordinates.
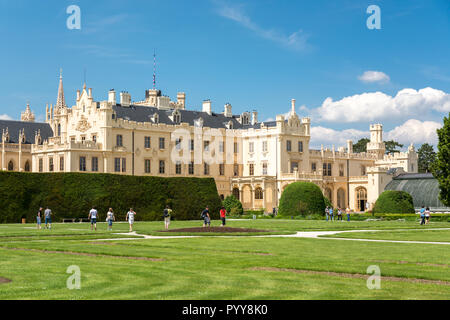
(373, 190, 415, 214)
(223, 195, 243, 215)
(278, 182, 326, 217)
(0, 172, 221, 223)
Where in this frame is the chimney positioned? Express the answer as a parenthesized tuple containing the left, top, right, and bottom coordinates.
(291, 99, 296, 115)
(224, 103, 232, 117)
(177, 92, 186, 109)
(251, 110, 258, 125)
(347, 140, 353, 154)
(108, 89, 116, 104)
(88, 88, 92, 98)
(120, 91, 131, 107)
(202, 100, 212, 115)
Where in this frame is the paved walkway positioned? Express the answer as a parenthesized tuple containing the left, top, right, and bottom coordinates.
(94, 228, 450, 245)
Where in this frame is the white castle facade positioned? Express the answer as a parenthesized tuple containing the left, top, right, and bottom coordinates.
(0, 73, 418, 212)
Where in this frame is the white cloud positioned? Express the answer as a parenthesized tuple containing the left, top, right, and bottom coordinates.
(315, 87, 450, 123)
(214, 1, 310, 51)
(0, 114, 13, 120)
(310, 126, 368, 148)
(358, 71, 390, 83)
(386, 119, 442, 146)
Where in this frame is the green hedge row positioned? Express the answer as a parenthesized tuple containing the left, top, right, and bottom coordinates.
(278, 182, 326, 217)
(373, 190, 415, 214)
(0, 172, 222, 223)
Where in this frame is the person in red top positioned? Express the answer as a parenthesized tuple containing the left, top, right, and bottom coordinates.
(220, 206, 227, 227)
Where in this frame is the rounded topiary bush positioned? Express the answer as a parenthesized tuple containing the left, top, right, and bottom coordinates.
(278, 182, 326, 217)
(223, 195, 243, 215)
(373, 190, 415, 214)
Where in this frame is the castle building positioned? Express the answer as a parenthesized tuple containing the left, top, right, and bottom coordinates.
(0, 73, 419, 212)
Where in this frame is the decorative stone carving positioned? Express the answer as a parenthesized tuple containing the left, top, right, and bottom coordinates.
(75, 115, 91, 132)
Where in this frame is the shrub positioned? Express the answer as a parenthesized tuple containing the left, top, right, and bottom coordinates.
(278, 182, 326, 217)
(0, 172, 222, 223)
(373, 190, 415, 214)
(223, 195, 243, 215)
(324, 196, 333, 209)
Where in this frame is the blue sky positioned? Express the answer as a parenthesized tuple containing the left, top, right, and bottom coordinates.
(0, 0, 449, 148)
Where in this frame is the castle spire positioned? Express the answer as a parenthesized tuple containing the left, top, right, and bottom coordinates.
(56, 68, 65, 108)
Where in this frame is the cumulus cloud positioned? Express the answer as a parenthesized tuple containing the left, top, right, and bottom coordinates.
(386, 119, 442, 146)
(315, 87, 450, 123)
(358, 71, 390, 83)
(214, 1, 311, 51)
(310, 126, 368, 148)
(0, 114, 13, 120)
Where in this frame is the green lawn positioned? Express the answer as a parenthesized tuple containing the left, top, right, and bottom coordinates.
(321, 228, 450, 242)
(0, 220, 449, 300)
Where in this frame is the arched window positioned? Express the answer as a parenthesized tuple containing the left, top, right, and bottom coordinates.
(24, 161, 30, 172)
(337, 188, 346, 209)
(8, 160, 14, 171)
(255, 187, 264, 200)
(57, 124, 61, 136)
(232, 188, 240, 200)
(172, 110, 181, 124)
(356, 187, 367, 212)
(324, 188, 332, 204)
(153, 113, 159, 124)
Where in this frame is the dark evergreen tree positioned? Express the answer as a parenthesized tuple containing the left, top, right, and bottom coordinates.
(433, 114, 450, 206)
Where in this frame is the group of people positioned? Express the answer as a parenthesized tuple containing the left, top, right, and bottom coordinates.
(200, 206, 227, 228)
(325, 206, 351, 222)
(36, 207, 53, 229)
(419, 206, 431, 225)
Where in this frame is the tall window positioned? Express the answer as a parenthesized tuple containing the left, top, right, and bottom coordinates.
(219, 163, 225, 176)
(311, 162, 317, 172)
(114, 158, 120, 172)
(323, 163, 332, 176)
(298, 141, 303, 152)
(339, 164, 344, 177)
(49, 158, 54, 172)
(57, 124, 61, 136)
(249, 142, 254, 153)
(60, 157, 64, 171)
(92, 157, 98, 172)
(189, 161, 194, 175)
(25, 161, 30, 172)
(92, 135, 97, 143)
(291, 161, 298, 173)
(144, 136, 151, 148)
(145, 159, 151, 173)
(159, 137, 165, 149)
(175, 138, 182, 150)
(249, 163, 254, 176)
(255, 187, 264, 200)
(262, 141, 268, 152)
(262, 163, 268, 175)
(159, 160, 165, 174)
(361, 165, 367, 176)
(79, 157, 86, 172)
(122, 158, 126, 173)
(39, 159, 43, 172)
(204, 141, 210, 152)
(286, 140, 292, 152)
(116, 135, 123, 147)
(189, 139, 194, 151)
(175, 161, 182, 174)
(234, 142, 238, 154)
(234, 164, 239, 176)
(204, 163, 210, 175)
(219, 141, 224, 153)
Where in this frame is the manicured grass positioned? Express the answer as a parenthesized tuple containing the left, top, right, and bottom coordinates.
(0, 220, 449, 300)
(321, 229, 450, 242)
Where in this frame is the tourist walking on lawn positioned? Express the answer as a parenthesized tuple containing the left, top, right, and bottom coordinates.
(325, 206, 329, 221)
(88, 206, 98, 231)
(420, 206, 426, 225)
(106, 208, 115, 231)
(163, 206, 172, 230)
(220, 206, 227, 227)
(44, 207, 52, 229)
(337, 208, 343, 221)
(425, 207, 431, 224)
(329, 207, 334, 221)
(126, 208, 136, 232)
(346, 207, 351, 222)
(201, 206, 211, 227)
(36, 207, 42, 230)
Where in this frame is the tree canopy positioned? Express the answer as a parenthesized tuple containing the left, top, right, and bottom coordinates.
(433, 113, 450, 206)
(418, 143, 436, 173)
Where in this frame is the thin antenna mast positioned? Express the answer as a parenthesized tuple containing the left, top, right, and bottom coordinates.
(153, 49, 156, 90)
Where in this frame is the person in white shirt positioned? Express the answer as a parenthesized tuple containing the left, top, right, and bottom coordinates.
(126, 208, 136, 232)
(106, 208, 115, 231)
(88, 207, 98, 231)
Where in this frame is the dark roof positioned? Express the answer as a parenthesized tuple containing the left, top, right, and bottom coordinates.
(0, 120, 53, 144)
(394, 173, 435, 180)
(112, 105, 274, 130)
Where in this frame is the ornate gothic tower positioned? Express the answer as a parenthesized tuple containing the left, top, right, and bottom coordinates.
(367, 124, 386, 159)
(20, 103, 35, 122)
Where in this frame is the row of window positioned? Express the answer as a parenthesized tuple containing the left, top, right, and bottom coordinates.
(232, 187, 264, 200)
(310, 162, 366, 177)
(247, 163, 269, 176)
(286, 140, 303, 153)
(145, 160, 238, 176)
(38, 157, 64, 172)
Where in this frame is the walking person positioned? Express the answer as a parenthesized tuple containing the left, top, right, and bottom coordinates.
(329, 207, 334, 221)
(425, 207, 431, 225)
(126, 208, 136, 232)
(220, 206, 227, 227)
(325, 206, 329, 221)
(201, 206, 211, 227)
(337, 208, 343, 221)
(163, 205, 171, 230)
(420, 206, 426, 225)
(346, 207, 351, 222)
(88, 206, 98, 231)
(44, 207, 52, 229)
(106, 208, 115, 231)
(36, 207, 43, 230)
